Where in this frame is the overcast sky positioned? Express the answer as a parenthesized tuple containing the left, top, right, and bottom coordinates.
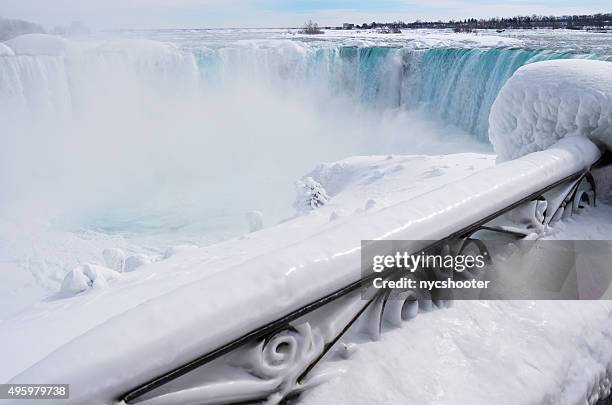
(2, 0, 610, 30)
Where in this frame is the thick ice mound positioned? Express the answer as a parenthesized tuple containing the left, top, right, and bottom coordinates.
(0, 43, 14, 55)
(489, 59, 612, 162)
(5, 33, 78, 56)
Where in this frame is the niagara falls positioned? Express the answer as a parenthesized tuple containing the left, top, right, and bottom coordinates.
(1, 2, 612, 405)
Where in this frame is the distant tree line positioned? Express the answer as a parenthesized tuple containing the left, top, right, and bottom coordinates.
(348, 13, 612, 31)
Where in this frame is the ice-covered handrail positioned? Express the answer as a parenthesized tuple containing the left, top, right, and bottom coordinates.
(121, 139, 603, 405)
(6, 139, 603, 405)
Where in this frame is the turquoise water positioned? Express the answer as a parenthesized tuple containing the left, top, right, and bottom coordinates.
(412, 47, 579, 138)
(127, 28, 611, 142)
(191, 44, 596, 140)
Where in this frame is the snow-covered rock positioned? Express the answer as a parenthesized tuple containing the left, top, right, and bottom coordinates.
(59, 264, 122, 297)
(102, 248, 126, 273)
(59, 267, 92, 296)
(124, 254, 155, 272)
(489, 59, 612, 162)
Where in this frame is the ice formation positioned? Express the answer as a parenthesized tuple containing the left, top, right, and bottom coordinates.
(0, 43, 14, 55)
(489, 59, 612, 161)
(293, 177, 330, 214)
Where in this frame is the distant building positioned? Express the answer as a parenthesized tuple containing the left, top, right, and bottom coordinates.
(342, 23, 354, 30)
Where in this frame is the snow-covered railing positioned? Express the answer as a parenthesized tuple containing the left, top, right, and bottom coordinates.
(113, 138, 605, 405)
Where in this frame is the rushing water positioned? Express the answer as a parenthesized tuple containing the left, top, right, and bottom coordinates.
(0, 28, 610, 315)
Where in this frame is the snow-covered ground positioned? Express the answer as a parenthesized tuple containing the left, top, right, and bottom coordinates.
(301, 300, 612, 405)
(546, 203, 612, 240)
(120, 27, 612, 56)
(286, 28, 521, 48)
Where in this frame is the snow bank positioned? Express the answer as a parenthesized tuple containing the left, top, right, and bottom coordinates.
(489, 59, 612, 161)
(59, 264, 122, 297)
(5, 33, 78, 56)
(301, 301, 612, 405)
